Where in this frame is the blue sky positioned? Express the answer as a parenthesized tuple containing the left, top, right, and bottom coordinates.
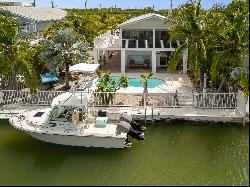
(0, 0, 233, 9)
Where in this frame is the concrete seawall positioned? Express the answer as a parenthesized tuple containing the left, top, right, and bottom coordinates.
(1, 106, 245, 124)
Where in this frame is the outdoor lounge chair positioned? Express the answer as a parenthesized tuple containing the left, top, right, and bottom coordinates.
(41, 73, 59, 85)
(41, 73, 59, 90)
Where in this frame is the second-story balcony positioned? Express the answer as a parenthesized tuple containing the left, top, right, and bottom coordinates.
(94, 29, 179, 49)
(94, 30, 120, 49)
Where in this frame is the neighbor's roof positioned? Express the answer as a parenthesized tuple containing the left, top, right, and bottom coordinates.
(0, 6, 67, 22)
(118, 13, 167, 27)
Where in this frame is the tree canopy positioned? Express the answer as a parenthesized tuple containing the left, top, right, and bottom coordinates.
(40, 28, 89, 88)
(168, 0, 249, 95)
(0, 10, 39, 91)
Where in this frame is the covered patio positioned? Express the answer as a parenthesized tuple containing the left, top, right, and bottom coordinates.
(98, 50, 181, 73)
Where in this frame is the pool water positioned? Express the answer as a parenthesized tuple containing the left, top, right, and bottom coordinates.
(112, 76, 165, 88)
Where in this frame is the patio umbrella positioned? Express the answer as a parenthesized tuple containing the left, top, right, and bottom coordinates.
(69, 63, 100, 74)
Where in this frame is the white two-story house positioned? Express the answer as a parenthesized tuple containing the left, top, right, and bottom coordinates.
(93, 13, 188, 74)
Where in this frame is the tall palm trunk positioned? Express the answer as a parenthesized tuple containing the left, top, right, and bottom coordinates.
(9, 48, 17, 90)
(198, 67, 203, 90)
(217, 77, 226, 93)
(65, 62, 70, 89)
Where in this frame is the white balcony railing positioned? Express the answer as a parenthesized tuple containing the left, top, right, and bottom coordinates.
(94, 36, 120, 48)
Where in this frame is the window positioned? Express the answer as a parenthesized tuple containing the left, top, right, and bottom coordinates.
(122, 30, 153, 48)
(155, 30, 170, 48)
(159, 52, 171, 67)
(20, 24, 28, 32)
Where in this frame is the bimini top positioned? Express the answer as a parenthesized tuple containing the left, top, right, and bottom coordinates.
(118, 13, 167, 27)
(51, 92, 91, 107)
(69, 63, 100, 74)
(0, 6, 67, 22)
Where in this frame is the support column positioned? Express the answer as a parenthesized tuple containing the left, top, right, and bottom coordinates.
(153, 29, 155, 48)
(120, 29, 123, 48)
(182, 49, 188, 74)
(152, 50, 156, 73)
(0, 89, 3, 104)
(121, 50, 126, 73)
(105, 50, 109, 62)
(94, 49, 98, 64)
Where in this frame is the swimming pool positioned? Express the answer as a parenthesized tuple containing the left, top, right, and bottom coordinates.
(112, 76, 165, 88)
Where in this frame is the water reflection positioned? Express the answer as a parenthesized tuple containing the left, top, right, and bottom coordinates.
(0, 120, 248, 186)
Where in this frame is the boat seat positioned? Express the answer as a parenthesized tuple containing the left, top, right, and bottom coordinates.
(95, 117, 108, 128)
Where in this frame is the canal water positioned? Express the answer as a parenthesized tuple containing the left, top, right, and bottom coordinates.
(0, 120, 248, 186)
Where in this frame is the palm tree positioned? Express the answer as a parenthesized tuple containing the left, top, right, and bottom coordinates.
(168, 0, 249, 93)
(167, 0, 207, 90)
(40, 28, 88, 89)
(84, 0, 88, 9)
(209, 0, 249, 92)
(95, 70, 129, 105)
(140, 72, 154, 94)
(140, 72, 154, 105)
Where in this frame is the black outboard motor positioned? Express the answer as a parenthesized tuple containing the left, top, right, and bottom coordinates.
(120, 113, 146, 132)
(116, 121, 145, 141)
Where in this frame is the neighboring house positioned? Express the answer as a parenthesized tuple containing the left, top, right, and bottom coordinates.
(0, 6, 67, 37)
(93, 13, 188, 74)
(0, 1, 33, 6)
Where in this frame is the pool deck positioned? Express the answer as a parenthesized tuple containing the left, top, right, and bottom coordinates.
(112, 73, 195, 93)
(0, 106, 246, 124)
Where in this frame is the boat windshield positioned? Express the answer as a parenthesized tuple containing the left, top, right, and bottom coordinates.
(50, 107, 67, 118)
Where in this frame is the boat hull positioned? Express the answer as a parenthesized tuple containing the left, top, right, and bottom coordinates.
(27, 131, 126, 149)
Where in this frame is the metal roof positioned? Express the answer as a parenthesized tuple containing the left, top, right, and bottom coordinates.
(118, 13, 167, 27)
(0, 6, 67, 22)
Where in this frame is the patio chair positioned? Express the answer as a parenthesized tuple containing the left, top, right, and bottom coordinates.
(69, 74, 79, 81)
(143, 59, 150, 69)
(128, 59, 136, 69)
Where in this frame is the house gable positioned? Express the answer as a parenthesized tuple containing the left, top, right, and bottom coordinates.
(119, 13, 172, 30)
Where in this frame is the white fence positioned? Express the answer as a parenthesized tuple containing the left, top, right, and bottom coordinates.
(194, 93, 237, 109)
(90, 92, 237, 109)
(0, 90, 65, 106)
(0, 75, 26, 90)
(0, 90, 238, 109)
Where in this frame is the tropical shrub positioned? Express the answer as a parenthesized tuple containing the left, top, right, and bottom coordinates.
(40, 28, 89, 89)
(95, 70, 128, 104)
